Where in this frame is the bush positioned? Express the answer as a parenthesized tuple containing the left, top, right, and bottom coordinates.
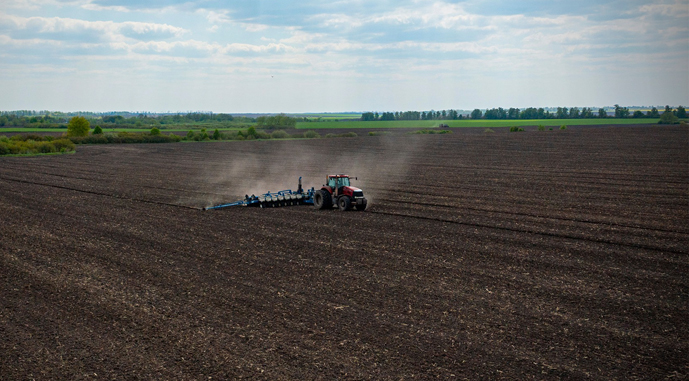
(0, 135, 8, 143)
(0, 138, 75, 156)
(68, 133, 179, 145)
(304, 130, 320, 139)
(256, 131, 271, 139)
(187, 130, 194, 139)
(67, 116, 90, 137)
(549, 128, 553, 131)
(37, 141, 56, 153)
(484, 128, 495, 133)
(93, 125, 103, 135)
(213, 129, 221, 140)
(659, 112, 679, 124)
(368, 131, 390, 136)
(537, 125, 545, 131)
(325, 133, 336, 138)
(411, 129, 452, 134)
(560, 125, 567, 130)
(509, 126, 519, 132)
(271, 130, 290, 139)
(53, 138, 76, 152)
(150, 127, 161, 136)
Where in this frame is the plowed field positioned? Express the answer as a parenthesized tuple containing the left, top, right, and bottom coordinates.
(1, 126, 687, 379)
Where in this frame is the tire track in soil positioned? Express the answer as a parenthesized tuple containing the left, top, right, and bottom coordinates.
(0, 176, 201, 211)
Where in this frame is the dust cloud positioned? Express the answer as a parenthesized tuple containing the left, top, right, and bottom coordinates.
(191, 135, 431, 209)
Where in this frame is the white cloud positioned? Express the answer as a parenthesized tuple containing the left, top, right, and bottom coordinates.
(0, 14, 187, 42)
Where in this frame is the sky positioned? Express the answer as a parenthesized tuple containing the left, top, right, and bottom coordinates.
(0, 0, 687, 113)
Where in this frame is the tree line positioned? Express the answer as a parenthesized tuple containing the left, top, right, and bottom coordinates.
(361, 105, 686, 121)
(0, 112, 258, 128)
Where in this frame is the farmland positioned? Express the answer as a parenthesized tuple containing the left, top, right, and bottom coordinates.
(0, 125, 687, 379)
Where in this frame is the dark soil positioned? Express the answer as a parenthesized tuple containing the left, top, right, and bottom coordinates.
(1, 125, 687, 379)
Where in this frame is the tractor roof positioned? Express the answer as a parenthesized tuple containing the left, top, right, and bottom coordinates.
(328, 174, 349, 177)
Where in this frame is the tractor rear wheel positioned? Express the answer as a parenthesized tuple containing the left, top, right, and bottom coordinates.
(338, 196, 351, 211)
(314, 189, 332, 210)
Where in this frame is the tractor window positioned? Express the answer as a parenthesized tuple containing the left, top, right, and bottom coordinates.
(328, 177, 336, 188)
(340, 177, 350, 187)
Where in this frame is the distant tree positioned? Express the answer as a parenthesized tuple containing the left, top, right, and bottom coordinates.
(150, 127, 161, 136)
(665, 105, 673, 114)
(675, 106, 686, 118)
(614, 104, 630, 118)
(380, 112, 395, 121)
(374, 112, 379, 120)
(659, 110, 679, 124)
(67, 116, 90, 137)
(520, 107, 538, 119)
(556, 107, 569, 119)
(569, 107, 580, 118)
(632, 111, 645, 118)
(647, 107, 660, 118)
(361, 112, 376, 121)
(213, 129, 221, 140)
(598, 108, 607, 118)
(92, 125, 103, 134)
(470, 109, 483, 119)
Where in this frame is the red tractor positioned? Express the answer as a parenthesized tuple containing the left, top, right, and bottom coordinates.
(313, 174, 367, 211)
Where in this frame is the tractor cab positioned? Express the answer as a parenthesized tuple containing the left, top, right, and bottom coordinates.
(327, 175, 350, 194)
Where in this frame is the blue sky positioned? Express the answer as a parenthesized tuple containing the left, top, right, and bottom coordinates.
(0, 0, 687, 112)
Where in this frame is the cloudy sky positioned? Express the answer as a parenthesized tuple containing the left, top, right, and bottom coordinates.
(1, 0, 687, 113)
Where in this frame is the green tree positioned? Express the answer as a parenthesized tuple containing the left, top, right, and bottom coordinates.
(92, 125, 103, 134)
(675, 106, 686, 118)
(470, 109, 482, 119)
(213, 129, 221, 140)
(659, 111, 679, 124)
(598, 108, 607, 118)
(647, 107, 660, 118)
(150, 127, 161, 136)
(67, 116, 90, 137)
(614, 104, 629, 118)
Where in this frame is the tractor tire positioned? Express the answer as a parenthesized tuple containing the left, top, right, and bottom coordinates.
(338, 196, 351, 211)
(314, 189, 332, 210)
(356, 201, 367, 211)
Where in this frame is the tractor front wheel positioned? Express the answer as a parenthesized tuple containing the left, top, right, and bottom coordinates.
(338, 196, 352, 211)
(314, 189, 332, 210)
